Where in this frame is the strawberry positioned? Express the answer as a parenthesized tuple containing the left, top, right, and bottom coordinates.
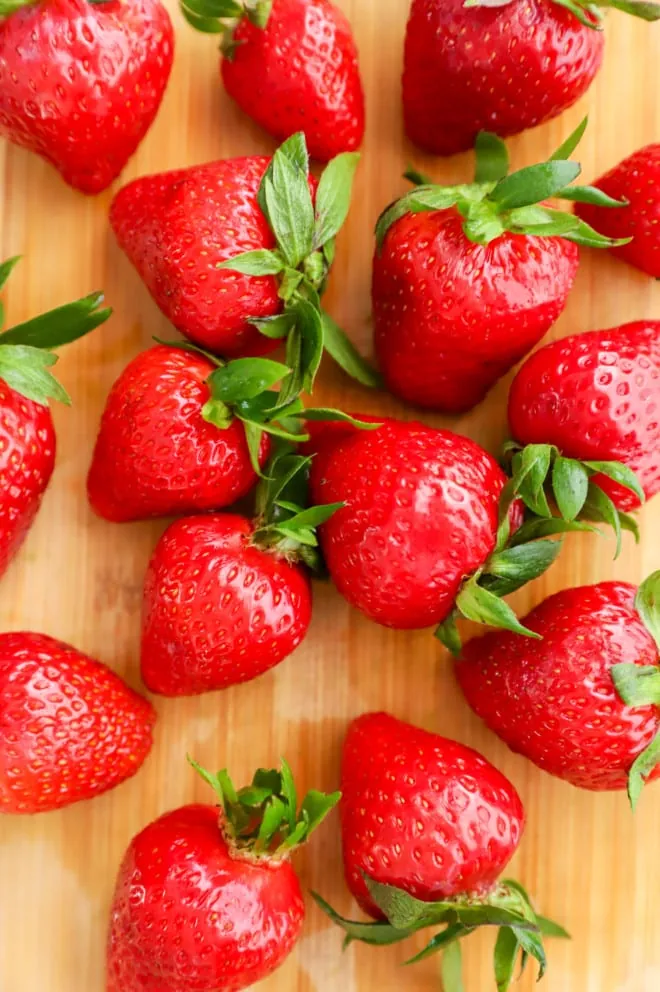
(141, 447, 342, 694)
(507, 321, 660, 524)
(456, 572, 660, 809)
(373, 122, 626, 413)
(181, 0, 364, 162)
(308, 415, 562, 649)
(0, 256, 110, 577)
(111, 132, 378, 399)
(403, 0, 659, 157)
(315, 712, 566, 989)
(87, 345, 272, 522)
(0, 632, 154, 814)
(0, 0, 173, 194)
(575, 143, 660, 277)
(107, 756, 339, 991)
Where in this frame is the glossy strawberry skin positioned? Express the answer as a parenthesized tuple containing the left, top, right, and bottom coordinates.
(508, 321, 660, 511)
(87, 346, 269, 523)
(341, 712, 525, 917)
(403, 0, 603, 156)
(575, 144, 660, 278)
(0, 632, 154, 814)
(0, 382, 55, 579)
(456, 583, 660, 792)
(0, 0, 173, 194)
(141, 514, 312, 696)
(309, 418, 509, 629)
(373, 209, 579, 413)
(111, 158, 314, 357)
(222, 0, 364, 162)
(107, 804, 305, 992)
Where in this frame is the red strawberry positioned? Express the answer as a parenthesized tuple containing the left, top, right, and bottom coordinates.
(0, 632, 154, 814)
(107, 757, 339, 991)
(111, 132, 376, 397)
(87, 345, 271, 523)
(0, 0, 173, 194)
(315, 712, 564, 987)
(373, 123, 624, 413)
(141, 448, 340, 694)
(575, 143, 660, 277)
(456, 572, 660, 808)
(402, 0, 658, 157)
(508, 321, 660, 515)
(0, 256, 110, 577)
(308, 415, 556, 648)
(182, 0, 364, 161)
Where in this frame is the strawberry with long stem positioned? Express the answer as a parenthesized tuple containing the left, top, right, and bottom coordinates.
(107, 756, 340, 991)
(373, 119, 628, 414)
(111, 132, 379, 407)
(314, 712, 568, 991)
(0, 256, 111, 576)
(140, 444, 345, 695)
(181, 0, 365, 162)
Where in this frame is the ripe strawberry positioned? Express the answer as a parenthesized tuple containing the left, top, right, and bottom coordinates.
(111, 132, 377, 397)
(107, 756, 339, 991)
(403, 0, 659, 157)
(0, 632, 154, 814)
(0, 257, 110, 577)
(315, 712, 565, 988)
(575, 143, 660, 277)
(87, 345, 272, 522)
(507, 321, 660, 521)
(456, 572, 660, 809)
(0, 0, 173, 194)
(141, 447, 341, 694)
(373, 122, 626, 413)
(308, 415, 561, 649)
(182, 0, 365, 162)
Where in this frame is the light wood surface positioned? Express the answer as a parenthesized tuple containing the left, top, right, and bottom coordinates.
(1, 2, 659, 990)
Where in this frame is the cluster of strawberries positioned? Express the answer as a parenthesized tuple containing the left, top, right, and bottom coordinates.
(0, 0, 660, 989)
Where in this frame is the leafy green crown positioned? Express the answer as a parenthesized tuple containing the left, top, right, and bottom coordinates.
(180, 0, 275, 45)
(314, 875, 568, 992)
(377, 118, 630, 250)
(610, 571, 660, 810)
(189, 755, 340, 858)
(0, 256, 111, 405)
(464, 0, 660, 28)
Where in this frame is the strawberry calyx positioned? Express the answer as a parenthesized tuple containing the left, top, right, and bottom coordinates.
(215, 132, 380, 398)
(502, 441, 645, 558)
(189, 756, 340, 860)
(610, 571, 660, 810)
(377, 118, 630, 250)
(313, 876, 568, 990)
(180, 0, 273, 43)
(462, 0, 660, 28)
(0, 256, 111, 406)
(251, 442, 347, 570)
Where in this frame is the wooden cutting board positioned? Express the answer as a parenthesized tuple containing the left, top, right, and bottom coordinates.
(1, 2, 659, 990)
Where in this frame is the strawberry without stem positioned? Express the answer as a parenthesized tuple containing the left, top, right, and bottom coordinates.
(111, 132, 378, 403)
(0, 632, 154, 814)
(373, 121, 626, 413)
(182, 0, 365, 162)
(403, 0, 660, 157)
(0, 257, 110, 576)
(575, 143, 660, 277)
(456, 573, 660, 809)
(0, 0, 173, 194)
(308, 415, 563, 650)
(107, 757, 339, 992)
(315, 713, 566, 990)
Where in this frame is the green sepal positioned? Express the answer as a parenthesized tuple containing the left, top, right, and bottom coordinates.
(188, 755, 339, 856)
(634, 570, 660, 651)
(435, 611, 463, 655)
(611, 663, 660, 708)
(0, 346, 70, 406)
(374, 117, 625, 250)
(455, 577, 541, 644)
(627, 734, 660, 811)
(179, 0, 275, 37)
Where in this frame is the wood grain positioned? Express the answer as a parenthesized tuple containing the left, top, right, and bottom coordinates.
(1, 2, 659, 990)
